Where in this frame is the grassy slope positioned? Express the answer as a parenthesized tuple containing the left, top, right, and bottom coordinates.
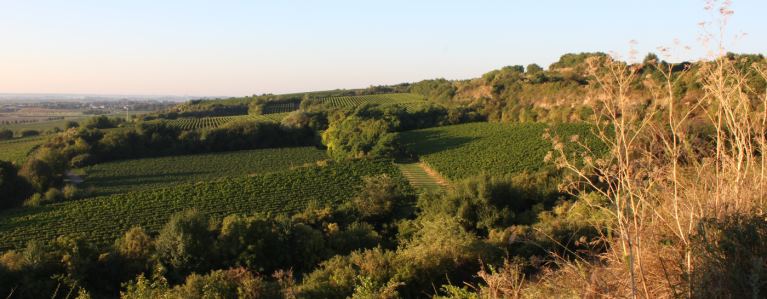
(0, 160, 406, 249)
(0, 136, 46, 164)
(80, 147, 328, 196)
(399, 122, 605, 180)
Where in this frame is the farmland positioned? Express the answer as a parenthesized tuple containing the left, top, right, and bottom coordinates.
(0, 117, 86, 133)
(262, 101, 300, 114)
(319, 93, 426, 109)
(0, 159, 408, 249)
(0, 136, 47, 164)
(160, 113, 289, 130)
(80, 147, 328, 196)
(399, 122, 606, 180)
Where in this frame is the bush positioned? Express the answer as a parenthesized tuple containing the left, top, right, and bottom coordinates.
(69, 153, 93, 168)
(692, 215, 767, 298)
(20, 130, 40, 137)
(0, 129, 13, 140)
(322, 117, 398, 160)
(65, 121, 80, 129)
(115, 226, 153, 261)
(352, 174, 408, 221)
(23, 193, 43, 207)
(417, 171, 563, 234)
(0, 160, 31, 209)
(155, 210, 212, 274)
(18, 158, 56, 192)
(43, 188, 63, 202)
(62, 184, 80, 200)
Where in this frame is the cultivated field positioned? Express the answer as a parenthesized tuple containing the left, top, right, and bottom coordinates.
(0, 117, 86, 133)
(319, 93, 426, 110)
(399, 122, 606, 180)
(160, 113, 289, 130)
(80, 147, 328, 196)
(0, 160, 407, 249)
(0, 136, 47, 164)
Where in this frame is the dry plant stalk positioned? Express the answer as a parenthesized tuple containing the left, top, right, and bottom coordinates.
(549, 1, 767, 297)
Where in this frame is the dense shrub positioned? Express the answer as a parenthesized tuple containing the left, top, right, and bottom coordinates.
(322, 117, 398, 160)
(19, 130, 39, 137)
(0, 129, 13, 140)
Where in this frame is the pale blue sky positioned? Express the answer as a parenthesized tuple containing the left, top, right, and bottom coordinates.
(0, 1, 764, 96)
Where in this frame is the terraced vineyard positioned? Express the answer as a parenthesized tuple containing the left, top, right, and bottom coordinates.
(0, 136, 47, 164)
(399, 122, 606, 180)
(319, 93, 426, 109)
(161, 113, 289, 130)
(81, 147, 328, 196)
(0, 160, 408, 249)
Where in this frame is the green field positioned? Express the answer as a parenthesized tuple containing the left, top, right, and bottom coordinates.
(0, 136, 47, 164)
(80, 147, 328, 196)
(0, 160, 407, 249)
(160, 113, 289, 130)
(0, 116, 86, 133)
(319, 93, 426, 109)
(399, 122, 606, 180)
(262, 101, 300, 114)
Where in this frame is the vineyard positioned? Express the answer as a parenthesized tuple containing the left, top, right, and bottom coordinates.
(0, 136, 46, 164)
(399, 122, 606, 180)
(80, 147, 328, 196)
(161, 113, 289, 130)
(319, 93, 426, 109)
(0, 160, 409, 249)
(262, 101, 300, 114)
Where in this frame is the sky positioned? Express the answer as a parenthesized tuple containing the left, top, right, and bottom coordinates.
(0, 0, 764, 97)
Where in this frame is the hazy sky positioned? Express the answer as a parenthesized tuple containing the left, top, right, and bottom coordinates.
(0, 1, 764, 97)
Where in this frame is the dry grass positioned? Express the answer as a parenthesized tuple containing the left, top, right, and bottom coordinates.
(475, 1, 767, 297)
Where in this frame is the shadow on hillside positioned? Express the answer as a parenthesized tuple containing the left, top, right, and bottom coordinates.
(402, 130, 478, 156)
(85, 171, 207, 196)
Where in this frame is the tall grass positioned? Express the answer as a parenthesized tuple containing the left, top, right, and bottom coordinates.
(478, 1, 767, 297)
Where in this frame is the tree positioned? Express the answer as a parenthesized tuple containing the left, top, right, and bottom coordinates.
(526, 63, 543, 74)
(20, 130, 39, 137)
(155, 210, 211, 274)
(0, 129, 13, 140)
(322, 117, 398, 160)
(115, 226, 153, 261)
(18, 159, 56, 192)
(65, 121, 80, 129)
(352, 174, 407, 221)
(0, 160, 31, 209)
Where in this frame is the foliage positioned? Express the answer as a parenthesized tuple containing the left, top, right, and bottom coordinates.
(417, 172, 564, 234)
(322, 117, 398, 160)
(155, 210, 212, 274)
(352, 174, 410, 222)
(409, 79, 456, 102)
(0, 129, 13, 140)
(0, 160, 31, 209)
(692, 215, 767, 298)
(84, 115, 123, 129)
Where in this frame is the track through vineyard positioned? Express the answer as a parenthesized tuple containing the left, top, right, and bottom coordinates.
(397, 162, 448, 193)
